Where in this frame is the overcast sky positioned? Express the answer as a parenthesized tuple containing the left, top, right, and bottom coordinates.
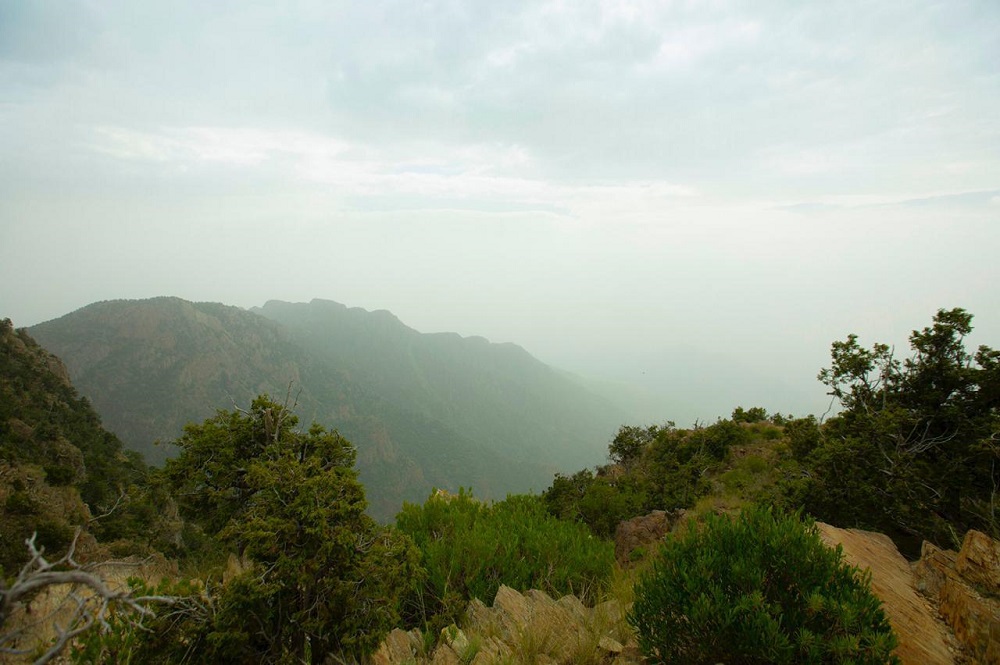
(2, 0, 998, 421)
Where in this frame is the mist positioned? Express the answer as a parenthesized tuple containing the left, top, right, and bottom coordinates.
(2, 0, 998, 425)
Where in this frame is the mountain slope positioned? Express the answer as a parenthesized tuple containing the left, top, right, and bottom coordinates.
(254, 298, 625, 473)
(0, 318, 150, 570)
(28, 298, 620, 519)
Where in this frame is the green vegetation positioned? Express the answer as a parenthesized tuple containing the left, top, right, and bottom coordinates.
(0, 319, 173, 574)
(8, 306, 998, 663)
(543, 413, 796, 538)
(156, 396, 421, 662)
(798, 308, 1000, 551)
(629, 505, 899, 664)
(396, 490, 614, 632)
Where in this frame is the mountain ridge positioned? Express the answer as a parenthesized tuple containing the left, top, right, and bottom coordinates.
(28, 297, 628, 519)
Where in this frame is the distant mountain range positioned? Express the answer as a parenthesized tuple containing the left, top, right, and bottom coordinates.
(28, 297, 629, 519)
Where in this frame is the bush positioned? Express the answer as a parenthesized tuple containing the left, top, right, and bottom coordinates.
(629, 505, 899, 664)
(397, 491, 614, 630)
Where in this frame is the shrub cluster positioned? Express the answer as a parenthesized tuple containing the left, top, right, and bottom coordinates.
(629, 505, 899, 664)
(396, 490, 614, 630)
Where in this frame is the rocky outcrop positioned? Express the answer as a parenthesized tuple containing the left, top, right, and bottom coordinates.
(613, 509, 684, 564)
(817, 523, 959, 664)
(371, 585, 641, 665)
(914, 530, 1000, 664)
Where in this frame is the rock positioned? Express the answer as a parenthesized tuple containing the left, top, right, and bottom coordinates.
(375, 586, 644, 664)
(915, 530, 1000, 664)
(556, 594, 589, 623)
(370, 627, 417, 665)
(955, 530, 1000, 594)
(439, 624, 469, 655)
(913, 541, 960, 599)
(938, 575, 1000, 664)
(430, 643, 461, 665)
(470, 636, 512, 665)
(817, 522, 956, 665)
(592, 599, 627, 627)
(494, 584, 533, 634)
(599, 635, 625, 654)
(614, 510, 678, 564)
(465, 597, 494, 630)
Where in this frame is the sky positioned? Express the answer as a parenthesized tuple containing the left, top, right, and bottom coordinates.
(1, 0, 998, 423)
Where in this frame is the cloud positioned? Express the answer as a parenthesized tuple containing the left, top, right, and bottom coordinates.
(86, 124, 698, 220)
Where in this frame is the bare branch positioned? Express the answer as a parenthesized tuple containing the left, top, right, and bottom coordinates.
(1, 528, 190, 664)
(87, 490, 129, 525)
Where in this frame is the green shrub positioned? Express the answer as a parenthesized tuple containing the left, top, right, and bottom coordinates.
(5, 490, 39, 515)
(397, 491, 614, 630)
(629, 505, 899, 664)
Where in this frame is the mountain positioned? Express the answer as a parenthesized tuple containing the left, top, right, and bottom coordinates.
(253, 298, 624, 473)
(28, 298, 626, 520)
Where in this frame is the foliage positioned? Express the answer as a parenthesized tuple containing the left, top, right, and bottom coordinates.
(158, 395, 422, 663)
(608, 424, 658, 468)
(732, 406, 769, 424)
(628, 505, 899, 664)
(0, 320, 174, 572)
(806, 308, 1000, 549)
(396, 490, 614, 631)
(545, 416, 797, 538)
(543, 469, 647, 538)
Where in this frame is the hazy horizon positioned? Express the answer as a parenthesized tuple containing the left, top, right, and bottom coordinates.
(3, 1, 998, 425)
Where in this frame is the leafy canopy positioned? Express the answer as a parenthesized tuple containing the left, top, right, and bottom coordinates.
(160, 395, 421, 663)
(806, 308, 999, 548)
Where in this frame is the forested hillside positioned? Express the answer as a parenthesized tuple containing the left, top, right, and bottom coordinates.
(0, 320, 172, 574)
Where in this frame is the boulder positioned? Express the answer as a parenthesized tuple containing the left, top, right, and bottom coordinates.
(613, 509, 682, 564)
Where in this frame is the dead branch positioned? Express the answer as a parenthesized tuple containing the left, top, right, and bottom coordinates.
(0, 528, 194, 665)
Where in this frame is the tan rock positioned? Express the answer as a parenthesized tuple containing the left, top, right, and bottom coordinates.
(494, 584, 533, 634)
(440, 624, 469, 655)
(556, 594, 589, 623)
(817, 522, 956, 665)
(599, 635, 625, 654)
(939, 575, 1000, 664)
(956, 530, 1000, 595)
(910, 530, 1000, 663)
(430, 643, 460, 665)
(592, 599, 626, 627)
(470, 636, 512, 665)
(370, 627, 417, 665)
(913, 540, 961, 599)
(465, 597, 493, 630)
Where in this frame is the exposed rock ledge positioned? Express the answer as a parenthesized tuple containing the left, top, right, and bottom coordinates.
(371, 585, 641, 665)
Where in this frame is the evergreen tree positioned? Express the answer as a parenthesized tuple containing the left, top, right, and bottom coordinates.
(163, 395, 421, 663)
